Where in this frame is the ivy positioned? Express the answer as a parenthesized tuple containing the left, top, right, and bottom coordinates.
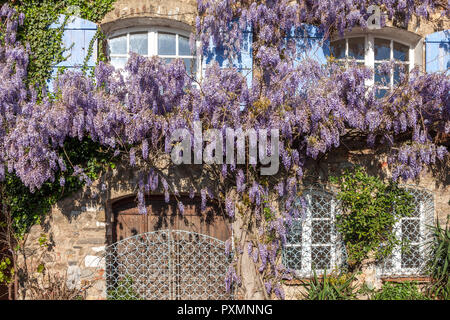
(0, 1, 116, 238)
(6, 0, 115, 93)
(330, 167, 414, 268)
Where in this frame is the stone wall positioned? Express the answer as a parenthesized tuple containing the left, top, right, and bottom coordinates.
(17, 146, 449, 300)
(17, 156, 219, 300)
(281, 147, 449, 299)
(15, 1, 449, 300)
(100, 0, 197, 34)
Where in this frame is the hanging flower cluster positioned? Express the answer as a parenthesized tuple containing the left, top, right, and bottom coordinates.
(1, 1, 448, 299)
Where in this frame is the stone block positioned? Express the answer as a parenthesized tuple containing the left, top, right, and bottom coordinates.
(96, 210, 106, 222)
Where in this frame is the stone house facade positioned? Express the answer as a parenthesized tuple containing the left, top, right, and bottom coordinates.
(17, 1, 449, 300)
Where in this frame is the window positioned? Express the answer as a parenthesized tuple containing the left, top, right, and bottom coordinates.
(108, 28, 198, 77)
(330, 35, 413, 98)
(283, 186, 434, 279)
(377, 187, 434, 277)
(283, 189, 344, 277)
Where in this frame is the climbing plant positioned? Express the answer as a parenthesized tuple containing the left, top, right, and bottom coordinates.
(330, 167, 414, 269)
(0, 1, 117, 237)
(4, 0, 115, 92)
(0, 1, 448, 300)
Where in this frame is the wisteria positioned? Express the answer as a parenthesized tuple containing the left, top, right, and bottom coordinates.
(0, 1, 449, 299)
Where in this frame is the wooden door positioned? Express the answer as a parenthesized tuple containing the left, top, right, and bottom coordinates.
(109, 195, 231, 300)
(113, 195, 229, 240)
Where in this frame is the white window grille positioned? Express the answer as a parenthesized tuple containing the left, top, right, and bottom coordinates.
(377, 187, 435, 277)
(283, 186, 434, 278)
(107, 27, 199, 78)
(283, 188, 345, 277)
(330, 35, 414, 98)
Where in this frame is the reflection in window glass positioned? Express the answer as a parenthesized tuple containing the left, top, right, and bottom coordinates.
(328, 36, 411, 99)
(374, 38, 391, 60)
(348, 37, 365, 60)
(129, 33, 148, 55)
(330, 39, 346, 59)
(394, 42, 409, 61)
(178, 35, 192, 56)
(158, 33, 176, 55)
(330, 37, 365, 66)
(163, 58, 174, 65)
(394, 64, 408, 85)
(183, 58, 197, 76)
(109, 36, 127, 55)
(108, 30, 198, 78)
(375, 63, 390, 86)
(110, 57, 128, 69)
(375, 89, 388, 99)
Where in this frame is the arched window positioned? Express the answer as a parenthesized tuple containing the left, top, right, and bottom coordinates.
(329, 28, 422, 98)
(107, 27, 198, 77)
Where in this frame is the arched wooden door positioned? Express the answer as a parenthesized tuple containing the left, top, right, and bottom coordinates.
(105, 195, 232, 300)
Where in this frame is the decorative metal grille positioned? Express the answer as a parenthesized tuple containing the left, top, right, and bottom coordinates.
(377, 186, 435, 277)
(283, 188, 346, 278)
(105, 230, 232, 300)
(283, 185, 434, 279)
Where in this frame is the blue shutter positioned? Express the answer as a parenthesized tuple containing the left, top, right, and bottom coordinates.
(201, 22, 253, 88)
(287, 24, 330, 67)
(425, 30, 450, 74)
(48, 15, 98, 91)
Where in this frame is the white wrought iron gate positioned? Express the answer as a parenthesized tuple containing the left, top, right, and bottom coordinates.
(105, 230, 232, 300)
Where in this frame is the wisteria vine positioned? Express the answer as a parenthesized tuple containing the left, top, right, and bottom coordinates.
(1, 1, 449, 299)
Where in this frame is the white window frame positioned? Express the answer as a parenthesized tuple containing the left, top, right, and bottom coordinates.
(377, 187, 434, 277)
(284, 191, 340, 278)
(107, 26, 201, 80)
(388, 201, 424, 275)
(330, 34, 415, 94)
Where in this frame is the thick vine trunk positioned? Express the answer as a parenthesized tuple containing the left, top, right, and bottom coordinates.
(233, 212, 266, 300)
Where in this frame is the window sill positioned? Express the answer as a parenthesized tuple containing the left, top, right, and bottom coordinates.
(283, 277, 329, 285)
(381, 276, 431, 283)
(283, 276, 432, 286)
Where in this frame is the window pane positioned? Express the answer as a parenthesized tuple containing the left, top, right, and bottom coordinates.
(394, 63, 408, 85)
(287, 220, 302, 244)
(401, 245, 421, 269)
(309, 193, 332, 218)
(374, 38, 391, 60)
(375, 89, 388, 99)
(402, 219, 421, 243)
(311, 246, 331, 270)
(348, 37, 365, 60)
(183, 58, 197, 76)
(375, 63, 390, 86)
(109, 36, 127, 55)
(163, 58, 174, 64)
(330, 39, 346, 59)
(111, 57, 128, 69)
(179, 35, 192, 56)
(393, 42, 409, 61)
(130, 33, 148, 55)
(158, 33, 176, 55)
(312, 221, 331, 244)
(409, 193, 424, 217)
(284, 246, 302, 270)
